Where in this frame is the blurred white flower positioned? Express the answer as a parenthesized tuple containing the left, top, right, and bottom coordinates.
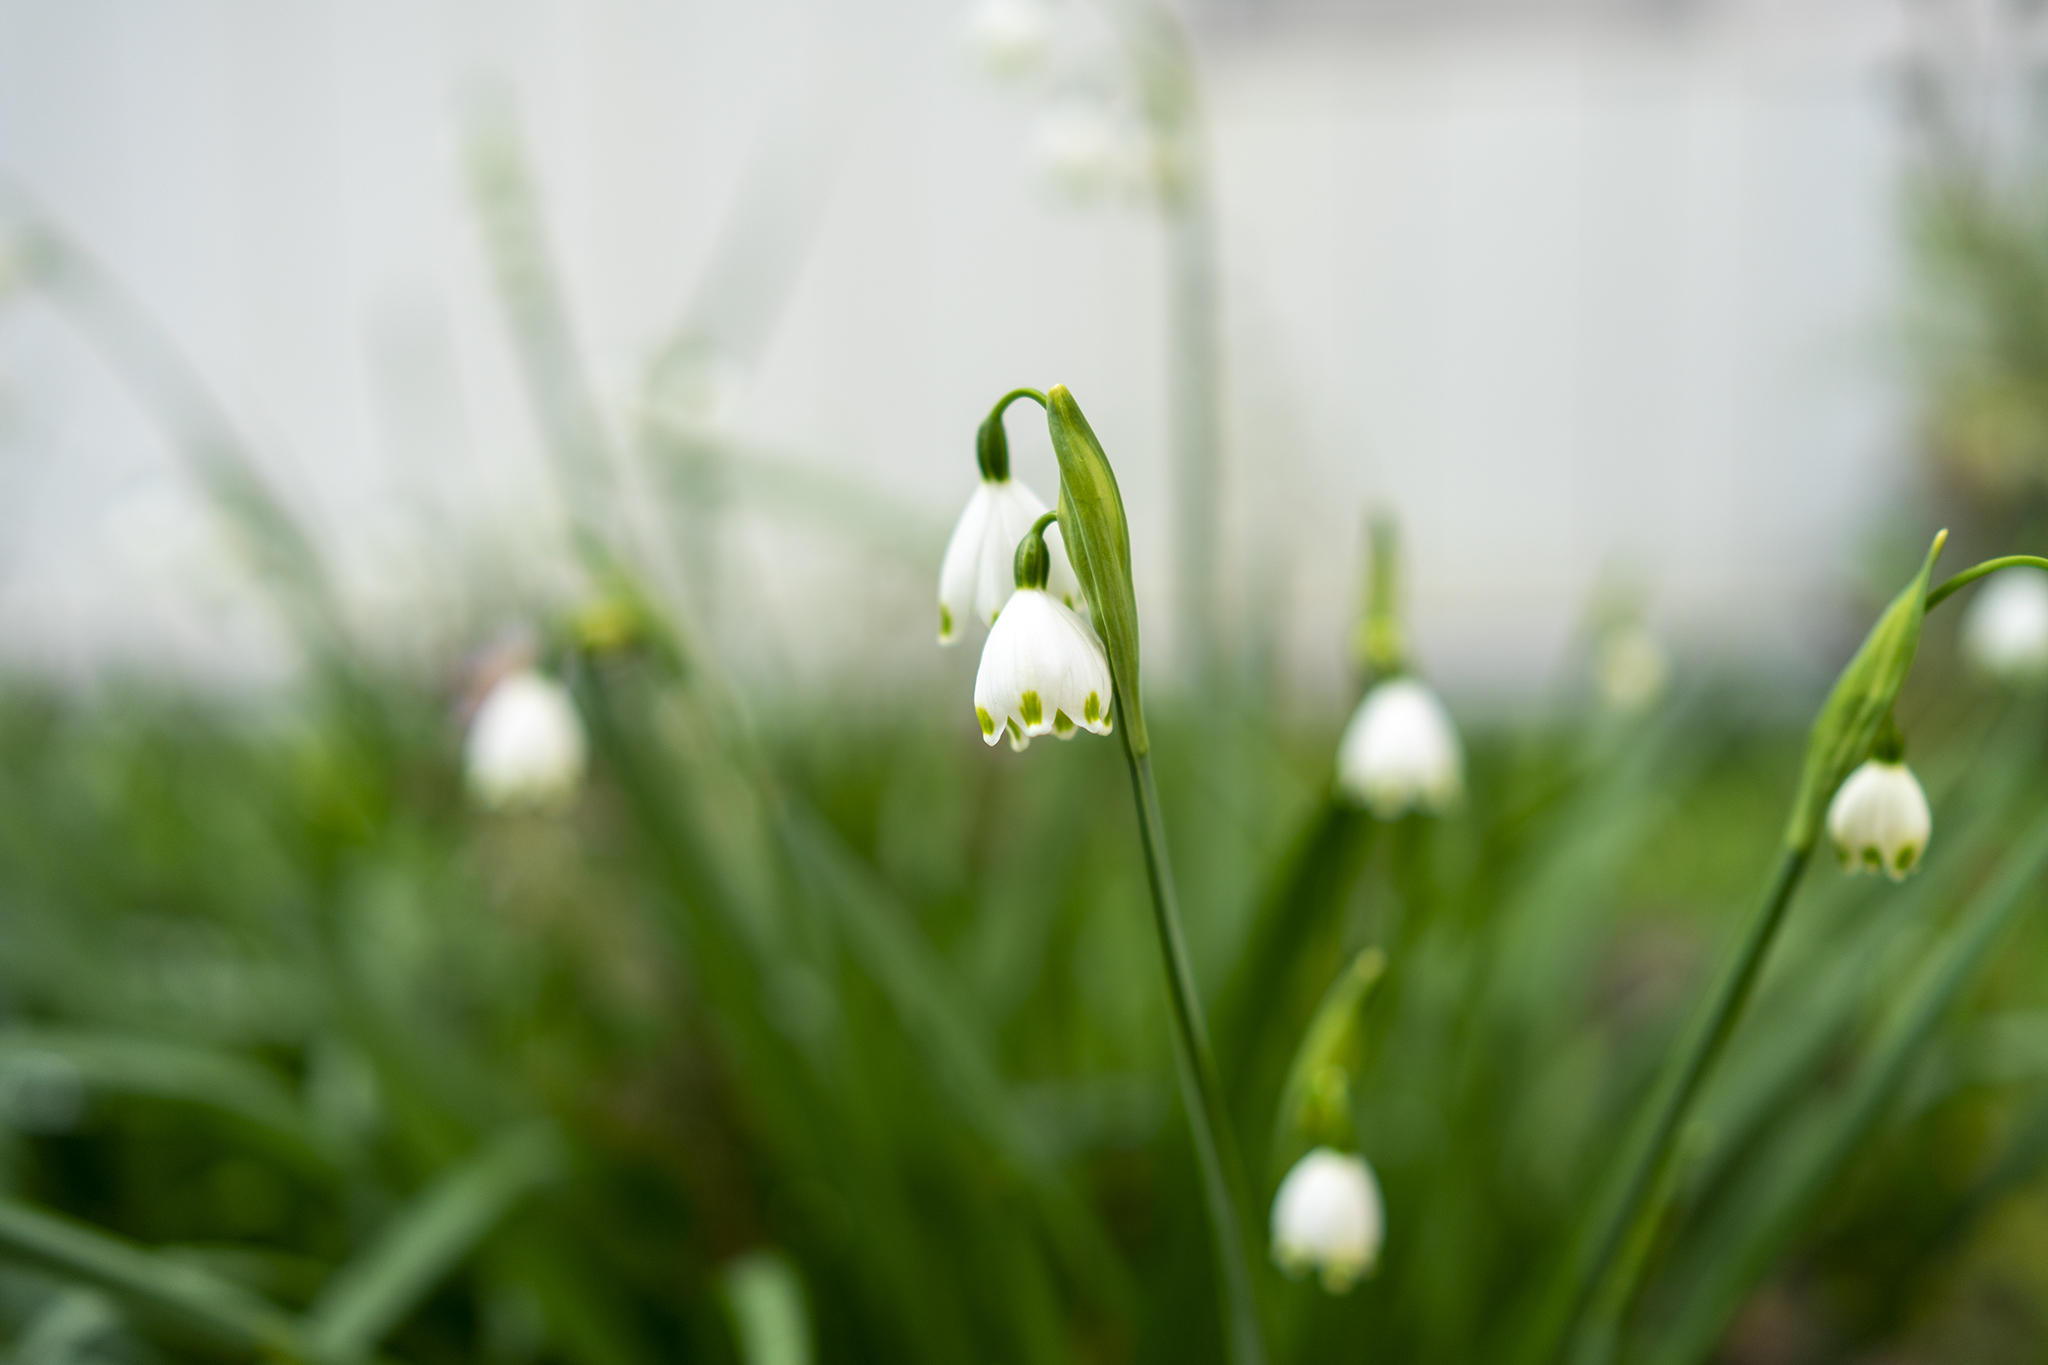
(1030, 98, 1133, 204)
(937, 477, 1081, 644)
(972, 587, 1112, 751)
(466, 670, 587, 810)
(1335, 678, 1463, 818)
(1827, 759, 1930, 881)
(1962, 567, 2048, 687)
(1596, 624, 1671, 714)
(1271, 1147, 1384, 1293)
(961, 0, 1052, 83)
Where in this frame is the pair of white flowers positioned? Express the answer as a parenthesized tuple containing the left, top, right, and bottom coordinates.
(939, 473, 1113, 751)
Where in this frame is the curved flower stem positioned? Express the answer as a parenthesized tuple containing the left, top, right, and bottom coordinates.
(1924, 555, 2048, 610)
(1537, 845, 1813, 1364)
(1122, 734, 1268, 1365)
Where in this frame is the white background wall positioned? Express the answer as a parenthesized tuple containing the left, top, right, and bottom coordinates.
(0, 0, 1920, 705)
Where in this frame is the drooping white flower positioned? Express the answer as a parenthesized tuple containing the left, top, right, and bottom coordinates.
(972, 587, 1112, 750)
(1335, 678, 1464, 818)
(1962, 567, 2048, 687)
(937, 477, 1081, 644)
(961, 0, 1052, 83)
(1596, 624, 1672, 714)
(465, 670, 587, 810)
(1826, 759, 1931, 881)
(1271, 1147, 1384, 1294)
(1030, 98, 1133, 204)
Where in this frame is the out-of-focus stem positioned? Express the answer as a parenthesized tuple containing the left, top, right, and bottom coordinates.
(1924, 554, 2048, 609)
(1121, 732, 1267, 1365)
(1538, 845, 1813, 1364)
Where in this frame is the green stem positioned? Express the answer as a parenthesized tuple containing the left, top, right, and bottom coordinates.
(1122, 737, 1267, 1365)
(1924, 555, 2048, 610)
(1541, 845, 1813, 1363)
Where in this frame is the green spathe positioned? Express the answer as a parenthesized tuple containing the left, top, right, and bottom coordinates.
(1785, 530, 1946, 853)
(1045, 385, 1148, 755)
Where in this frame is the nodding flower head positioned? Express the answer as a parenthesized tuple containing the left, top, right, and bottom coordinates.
(971, 512, 1113, 751)
(960, 0, 1053, 83)
(972, 587, 1113, 751)
(465, 670, 587, 811)
(1335, 677, 1464, 818)
(1826, 758, 1931, 881)
(1596, 624, 1672, 714)
(1962, 566, 2048, 688)
(1270, 1147, 1385, 1294)
(937, 477, 1081, 644)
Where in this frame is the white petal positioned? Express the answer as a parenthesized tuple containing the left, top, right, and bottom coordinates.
(1335, 679, 1464, 818)
(974, 480, 1053, 627)
(937, 484, 996, 644)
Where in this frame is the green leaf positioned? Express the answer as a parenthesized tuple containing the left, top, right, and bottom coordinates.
(721, 1252, 813, 1365)
(305, 1123, 568, 1365)
(1045, 385, 1147, 755)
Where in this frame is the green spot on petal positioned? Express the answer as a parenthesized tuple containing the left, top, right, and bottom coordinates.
(1084, 692, 1101, 724)
(939, 603, 954, 637)
(976, 707, 996, 737)
(1053, 709, 1075, 736)
(1896, 845, 1918, 873)
(1020, 691, 1043, 726)
(1862, 847, 1881, 870)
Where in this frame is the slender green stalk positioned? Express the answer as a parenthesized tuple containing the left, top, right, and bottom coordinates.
(1536, 845, 1813, 1364)
(1924, 554, 2048, 609)
(1121, 741, 1267, 1365)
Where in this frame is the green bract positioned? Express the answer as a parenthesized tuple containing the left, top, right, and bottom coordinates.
(1784, 531, 1947, 853)
(1045, 385, 1149, 755)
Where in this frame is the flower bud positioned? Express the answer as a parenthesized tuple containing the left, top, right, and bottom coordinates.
(1045, 385, 1146, 752)
(465, 670, 587, 810)
(1270, 1147, 1384, 1293)
(1826, 759, 1931, 881)
(1335, 678, 1463, 818)
(1961, 565, 2048, 687)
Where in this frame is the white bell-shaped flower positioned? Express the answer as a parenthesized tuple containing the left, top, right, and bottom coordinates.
(973, 587, 1113, 751)
(1030, 98, 1133, 204)
(1271, 1147, 1384, 1293)
(465, 671, 587, 811)
(1335, 678, 1464, 818)
(960, 0, 1052, 83)
(1827, 759, 1931, 881)
(937, 477, 1081, 644)
(1962, 567, 2048, 688)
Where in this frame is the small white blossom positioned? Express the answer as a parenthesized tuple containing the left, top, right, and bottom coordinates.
(1335, 678, 1464, 818)
(1030, 99, 1134, 204)
(1271, 1147, 1384, 1293)
(1962, 567, 2048, 687)
(961, 0, 1052, 83)
(1827, 759, 1931, 881)
(937, 477, 1081, 644)
(972, 587, 1112, 750)
(1596, 624, 1671, 714)
(465, 671, 587, 810)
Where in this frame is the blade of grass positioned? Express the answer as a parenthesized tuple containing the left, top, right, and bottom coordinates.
(14, 1288, 120, 1365)
(0, 1196, 313, 1361)
(304, 1123, 568, 1365)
